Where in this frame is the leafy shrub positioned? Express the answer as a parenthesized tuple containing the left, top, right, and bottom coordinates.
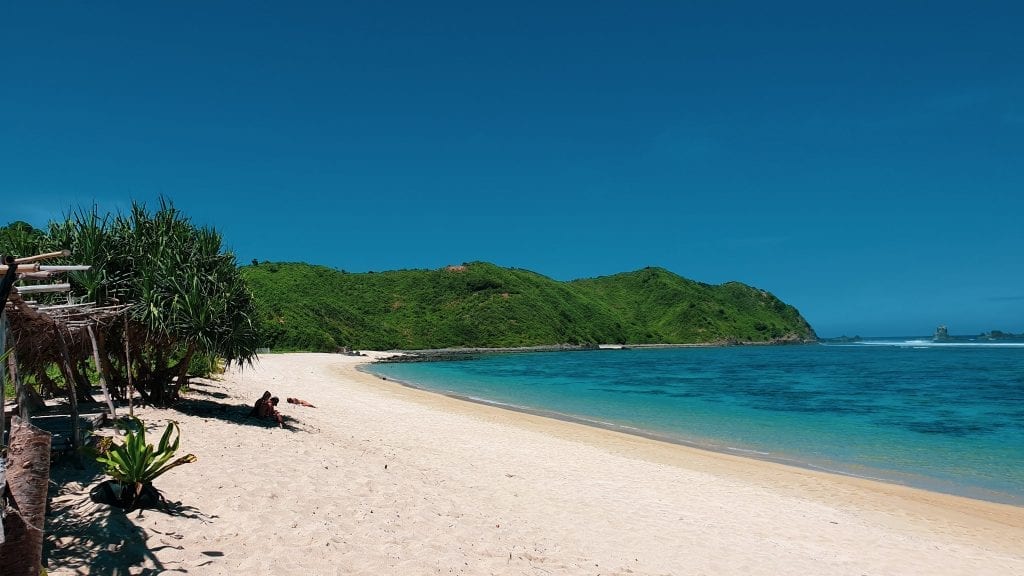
(96, 417, 196, 508)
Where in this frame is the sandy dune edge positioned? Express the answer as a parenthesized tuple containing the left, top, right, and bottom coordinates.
(45, 352, 1024, 575)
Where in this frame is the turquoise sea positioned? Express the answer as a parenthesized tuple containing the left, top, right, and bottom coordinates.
(364, 341, 1024, 505)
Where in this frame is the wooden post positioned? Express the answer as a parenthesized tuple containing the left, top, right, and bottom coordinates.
(1, 313, 7, 449)
(9, 352, 43, 419)
(1, 459, 5, 546)
(0, 416, 51, 575)
(125, 315, 134, 417)
(0, 255, 17, 309)
(53, 326, 82, 451)
(0, 255, 15, 450)
(87, 323, 117, 419)
(9, 351, 24, 421)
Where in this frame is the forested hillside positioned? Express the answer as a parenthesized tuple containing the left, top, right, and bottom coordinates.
(242, 262, 816, 351)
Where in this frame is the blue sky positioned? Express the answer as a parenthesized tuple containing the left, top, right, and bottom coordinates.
(2, 2, 1022, 337)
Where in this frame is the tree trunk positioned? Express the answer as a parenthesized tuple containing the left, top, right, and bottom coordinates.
(87, 324, 117, 419)
(125, 343, 152, 408)
(0, 416, 52, 575)
(72, 359, 95, 404)
(169, 343, 196, 403)
(96, 328, 127, 400)
(148, 373, 165, 406)
(146, 345, 182, 406)
(136, 340, 167, 405)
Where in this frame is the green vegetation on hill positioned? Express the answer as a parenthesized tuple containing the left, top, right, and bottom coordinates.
(569, 267, 814, 343)
(242, 262, 816, 351)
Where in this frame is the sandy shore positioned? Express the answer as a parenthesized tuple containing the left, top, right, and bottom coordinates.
(46, 352, 1024, 575)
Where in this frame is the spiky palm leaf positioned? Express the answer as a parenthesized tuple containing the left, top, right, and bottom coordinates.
(95, 417, 196, 493)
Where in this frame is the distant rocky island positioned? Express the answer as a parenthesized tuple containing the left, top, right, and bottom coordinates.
(934, 325, 1022, 342)
(975, 329, 1023, 340)
(818, 328, 1024, 345)
(819, 335, 863, 344)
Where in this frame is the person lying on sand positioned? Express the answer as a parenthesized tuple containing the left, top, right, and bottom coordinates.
(287, 397, 316, 408)
(258, 396, 285, 427)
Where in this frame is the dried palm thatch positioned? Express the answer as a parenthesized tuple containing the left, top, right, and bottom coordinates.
(4, 291, 128, 381)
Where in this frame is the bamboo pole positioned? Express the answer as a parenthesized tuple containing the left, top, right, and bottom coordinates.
(0, 264, 91, 273)
(0, 263, 38, 273)
(86, 324, 116, 419)
(32, 265, 90, 271)
(33, 302, 97, 312)
(124, 315, 134, 417)
(13, 284, 71, 295)
(15, 272, 56, 280)
(12, 249, 70, 264)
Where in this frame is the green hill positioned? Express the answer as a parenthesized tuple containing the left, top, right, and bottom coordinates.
(241, 261, 816, 351)
(568, 267, 815, 344)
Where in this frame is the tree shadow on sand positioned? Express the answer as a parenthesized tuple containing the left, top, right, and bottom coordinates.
(174, 379, 317, 433)
(45, 458, 215, 576)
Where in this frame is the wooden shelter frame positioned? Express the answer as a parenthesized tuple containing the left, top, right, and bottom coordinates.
(1, 249, 133, 573)
(2, 253, 131, 447)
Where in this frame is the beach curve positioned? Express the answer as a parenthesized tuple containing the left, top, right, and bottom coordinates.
(45, 352, 1024, 575)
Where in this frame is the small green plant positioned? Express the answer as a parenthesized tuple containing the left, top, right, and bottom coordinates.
(96, 417, 196, 507)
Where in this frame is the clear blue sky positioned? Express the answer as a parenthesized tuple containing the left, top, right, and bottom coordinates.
(2, 2, 1022, 337)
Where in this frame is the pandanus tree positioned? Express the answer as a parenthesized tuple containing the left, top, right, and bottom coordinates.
(123, 205, 259, 403)
(0, 221, 46, 258)
(113, 201, 259, 404)
(1, 199, 259, 406)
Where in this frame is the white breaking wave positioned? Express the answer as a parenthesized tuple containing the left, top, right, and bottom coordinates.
(726, 446, 771, 456)
(856, 340, 1024, 348)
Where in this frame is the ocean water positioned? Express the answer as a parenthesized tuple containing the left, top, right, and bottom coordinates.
(364, 342, 1024, 505)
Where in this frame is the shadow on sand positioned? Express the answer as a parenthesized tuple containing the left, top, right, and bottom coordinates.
(175, 379, 314, 433)
(43, 378, 314, 573)
(44, 458, 215, 576)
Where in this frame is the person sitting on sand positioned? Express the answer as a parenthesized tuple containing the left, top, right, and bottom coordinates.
(287, 397, 316, 408)
(258, 396, 284, 427)
(249, 391, 272, 418)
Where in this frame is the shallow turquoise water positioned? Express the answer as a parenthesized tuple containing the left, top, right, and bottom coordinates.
(365, 342, 1024, 505)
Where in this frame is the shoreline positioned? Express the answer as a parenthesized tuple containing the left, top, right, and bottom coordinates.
(349, 355, 1024, 524)
(338, 353, 1024, 569)
(46, 352, 1024, 575)
(356, 363, 1022, 507)
(372, 339, 819, 363)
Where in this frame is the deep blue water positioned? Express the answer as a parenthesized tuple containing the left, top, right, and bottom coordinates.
(364, 341, 1024, 505)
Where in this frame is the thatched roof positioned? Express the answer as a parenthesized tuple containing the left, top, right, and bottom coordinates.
(4, 291, 129, 376)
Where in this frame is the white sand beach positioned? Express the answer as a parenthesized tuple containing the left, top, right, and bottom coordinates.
(46, 352, 1024, 575)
